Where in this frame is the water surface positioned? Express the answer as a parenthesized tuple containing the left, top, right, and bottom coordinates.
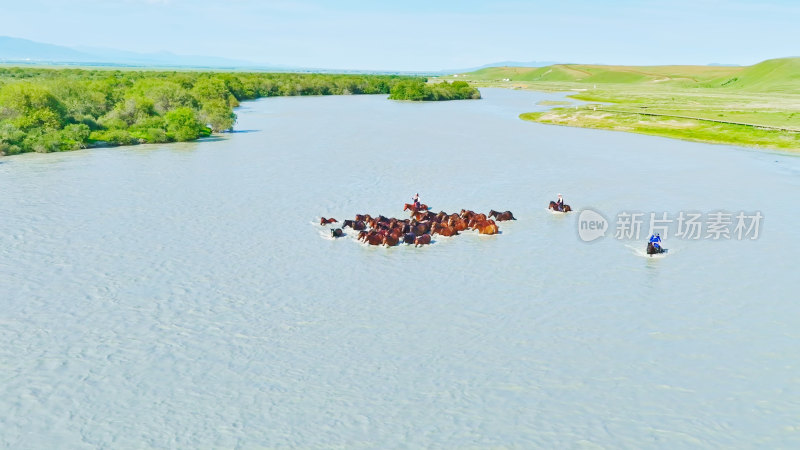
(1, 89, 799, 448)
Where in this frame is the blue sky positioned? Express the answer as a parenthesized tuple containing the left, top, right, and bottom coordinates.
(2, 0, 797, 70)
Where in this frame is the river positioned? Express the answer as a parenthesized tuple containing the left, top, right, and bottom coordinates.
(1, 88, 799, 448)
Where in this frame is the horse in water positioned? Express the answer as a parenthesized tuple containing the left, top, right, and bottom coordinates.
(488, 210, 516, 221)
(410, 221, 431, 236)
(330, 228, 344, 238)
(342, 219, 367, 230)
(467, 214, 489, 229)
(646, 242, 666, 255)
(320, 217, 338, 225)
(359, 230, 382, 246)
(382, 234, 400, 246)
(448, 217, 468, 231)
(414, 233, 431, 247)
(431, 223, 459, 237)
(548, 201, 572, 212)
(473, 219, 499, 235)
(404, 203, 429, 212)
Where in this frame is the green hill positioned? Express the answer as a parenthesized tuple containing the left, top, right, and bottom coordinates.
(709, 58, 800, 92)
(450, 59, 800, 92)
(458, 63, 745, 84)
(462, 57, 800, 151)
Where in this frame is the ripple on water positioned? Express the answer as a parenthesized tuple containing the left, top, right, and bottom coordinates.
(1, 89, 799, 448)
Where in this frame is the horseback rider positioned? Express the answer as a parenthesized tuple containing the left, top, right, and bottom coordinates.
(413, 193, 420, 209)
(649, 233, 662, 250)
(556, 193, 564, 212)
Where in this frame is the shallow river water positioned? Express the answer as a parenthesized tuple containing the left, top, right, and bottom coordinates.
(2, 89, 799, 448)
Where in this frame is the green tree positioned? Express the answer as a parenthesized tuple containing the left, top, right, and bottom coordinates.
(137, 80, 196, 115)
(0, 121, 25, 155)
(192, 77, 237, 107)
(0, 68, 414, 155)
(0, 82, 67, 130)
(389, 80, 427, 101)
(165, 107, 204, 141)
(200, 99, 237, 132)
(60, 123, 91, 150)
(103, 94, 156, 126)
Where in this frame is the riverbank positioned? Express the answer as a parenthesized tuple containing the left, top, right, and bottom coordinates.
(519, 106, 799, 150)
(440, 58, 800, 151)
(0, 67, 488, 157)
(0, 68, 418, 157)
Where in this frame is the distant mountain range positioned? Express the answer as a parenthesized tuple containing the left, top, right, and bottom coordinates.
(0, 37, 560, 74)
(442, 61, 561, 74)
(0, 36, 276, 69)
(0, 36, 740, 74)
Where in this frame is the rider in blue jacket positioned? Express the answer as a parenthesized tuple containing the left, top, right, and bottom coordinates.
(649, 233, 662, 250)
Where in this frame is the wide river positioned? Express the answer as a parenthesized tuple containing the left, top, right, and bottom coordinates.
(2, 89, 799, 448)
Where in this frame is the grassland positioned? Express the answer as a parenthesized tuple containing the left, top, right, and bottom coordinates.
(442, 58, 800, 151)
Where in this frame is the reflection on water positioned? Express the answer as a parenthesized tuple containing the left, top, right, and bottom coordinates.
(1, 89, 799, 448)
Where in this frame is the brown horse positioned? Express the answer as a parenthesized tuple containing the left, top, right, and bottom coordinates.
(431, 223, 459, 237)
(404, 203, 429, 212)
(647, 242, 666, 255)
(448, 217, 468, 231)
(468, 214, 488, 229)
(383, 234, 400, 246)
(364, 231, 383, 246)
(320, 217, 338, 225)
(548, 201, 572, 213)
(342, 219, 367, 230)
(331, 228, 344, 238)
(488, 210, 516, 221)
(414, 233, 432, 247)
(411, 221, 431, 236)
(473, 219, 499, 235)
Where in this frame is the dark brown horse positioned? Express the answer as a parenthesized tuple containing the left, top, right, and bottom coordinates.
(414, 233, 431, 247)
(342, 219, 367, 230)
(647, 242, 666, 255)
(368, 215, 390, 229)
(548, 201, 572, 213)
(363, 231, 383, 246)
(320, 217, 338, 225)
(330, 228, 344, 238)
(488, 210, 516, 221)
(411, 221, 431, 236)
(403, 233, 417, 244)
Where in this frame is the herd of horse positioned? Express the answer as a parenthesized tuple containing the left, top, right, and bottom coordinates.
(319, 203, 516, 247)
(324, 198, 666, 255)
